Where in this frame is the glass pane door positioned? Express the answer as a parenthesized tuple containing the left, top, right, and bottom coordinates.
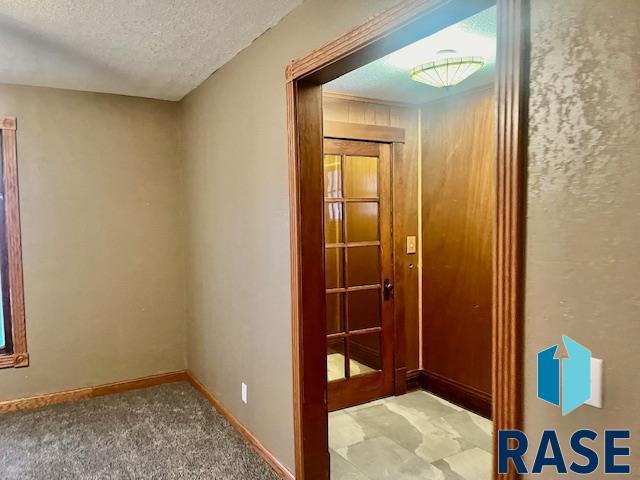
(323, 139, 394, 410)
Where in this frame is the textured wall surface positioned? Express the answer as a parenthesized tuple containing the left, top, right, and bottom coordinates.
(180, 0, 399, 471)
(1, 0, 638, 476)
(0, 84, 187, 402)
(182, 0, 640, 473)
(525, 0, 640, 476)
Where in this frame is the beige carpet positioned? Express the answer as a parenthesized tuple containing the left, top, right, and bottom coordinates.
(0, 382, 279, 480)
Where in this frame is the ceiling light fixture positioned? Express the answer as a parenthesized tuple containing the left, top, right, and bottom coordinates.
(410, 50, 485, 88)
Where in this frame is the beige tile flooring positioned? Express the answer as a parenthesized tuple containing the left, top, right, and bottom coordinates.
(329, 390, 492, 480)
(327, 353, 375, 382)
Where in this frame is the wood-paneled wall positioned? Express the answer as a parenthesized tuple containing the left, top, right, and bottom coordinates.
(323, 93, 421, 372)
(420, 87, 495, 413)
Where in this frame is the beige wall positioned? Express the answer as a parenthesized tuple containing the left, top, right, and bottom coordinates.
(0, 0, 637, 477)
(180, 0, 399, 471)
(525, 0, 640, 475)
(183, 0, 640, 474)
(0, 84, 187, 402)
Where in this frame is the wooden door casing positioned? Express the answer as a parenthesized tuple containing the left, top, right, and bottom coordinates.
(286, 0, 528, 477)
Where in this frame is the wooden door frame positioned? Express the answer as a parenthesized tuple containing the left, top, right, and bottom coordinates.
(323, 138, 395, 412)
(324, 121, 409, 399)
(286, 0, 528, 478)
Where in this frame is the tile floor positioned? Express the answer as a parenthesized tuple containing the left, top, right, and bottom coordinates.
(327, 353, 375, 381)
(329, 390, 492, 480)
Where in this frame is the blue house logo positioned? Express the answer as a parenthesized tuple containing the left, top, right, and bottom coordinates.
(498, 337, 631, 475)
(537, 335, 591, 416)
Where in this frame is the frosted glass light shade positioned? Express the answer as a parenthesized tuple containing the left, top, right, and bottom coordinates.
(410, 56, 485, 88)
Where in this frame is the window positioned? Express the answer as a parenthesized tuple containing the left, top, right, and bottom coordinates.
(0, 116, 27, 369)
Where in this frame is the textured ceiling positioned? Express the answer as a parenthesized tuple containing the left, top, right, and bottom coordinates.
(0, 0, 302, 100)
(325, 6, 497, 104)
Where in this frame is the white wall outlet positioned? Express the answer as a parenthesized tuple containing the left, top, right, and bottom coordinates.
(241, 382, 248, 404)
(586, 358, 603, 409)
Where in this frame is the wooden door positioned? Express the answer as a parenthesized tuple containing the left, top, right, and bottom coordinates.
(323, 138, 394, 411)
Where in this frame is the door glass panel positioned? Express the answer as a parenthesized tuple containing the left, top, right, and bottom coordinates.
(326, 293, 345, 335)
(349, 332, 382, 376)
(327, 339, 346, 381)
(347, 289, 381, 331)
(344, 156, 378, 198)
(324, 203, 343, 244)
(347, 246, 380, 287)
(325, 248, 344, 289)
(346, 202, 379, 242)
(324, 155, 342, 198)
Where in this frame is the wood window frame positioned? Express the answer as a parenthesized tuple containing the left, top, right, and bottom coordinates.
(286, 0, 528, 478)
(0, 116, 28, 369)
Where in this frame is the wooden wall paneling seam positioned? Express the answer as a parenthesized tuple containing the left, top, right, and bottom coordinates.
(323, 91, 417, 109)
(323, 120, 405, 143)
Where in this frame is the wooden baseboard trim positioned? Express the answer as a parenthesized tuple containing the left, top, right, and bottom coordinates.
(420, 370, 492, 419)
(0, 370, 188, 413)
(185, 371, 295, 480)
(405, 369, 422, 390)
(1, 370, 295, 479)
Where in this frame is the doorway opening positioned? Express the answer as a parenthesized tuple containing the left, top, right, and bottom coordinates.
(323, 5, 496, 477)
(286, 1, 528, 479)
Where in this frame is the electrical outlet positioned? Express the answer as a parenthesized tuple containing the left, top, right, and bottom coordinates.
(241, 382, 248, 404)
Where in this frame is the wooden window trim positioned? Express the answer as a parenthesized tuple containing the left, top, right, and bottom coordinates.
(286, 0, 528, 478)
(0, 116, 28, 369)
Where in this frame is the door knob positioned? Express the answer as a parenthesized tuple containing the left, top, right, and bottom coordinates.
(383, 279, 394, 300)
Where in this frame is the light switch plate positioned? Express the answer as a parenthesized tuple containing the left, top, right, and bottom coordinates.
(586, 358, 603, 409)
(406, 236, 417, 254)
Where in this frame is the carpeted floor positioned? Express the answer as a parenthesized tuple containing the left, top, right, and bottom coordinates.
(0, 382, 279, 480)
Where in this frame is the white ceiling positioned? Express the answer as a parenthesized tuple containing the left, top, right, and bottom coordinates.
(0, 0, 301, 101)
(325, 6, 496, 104)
